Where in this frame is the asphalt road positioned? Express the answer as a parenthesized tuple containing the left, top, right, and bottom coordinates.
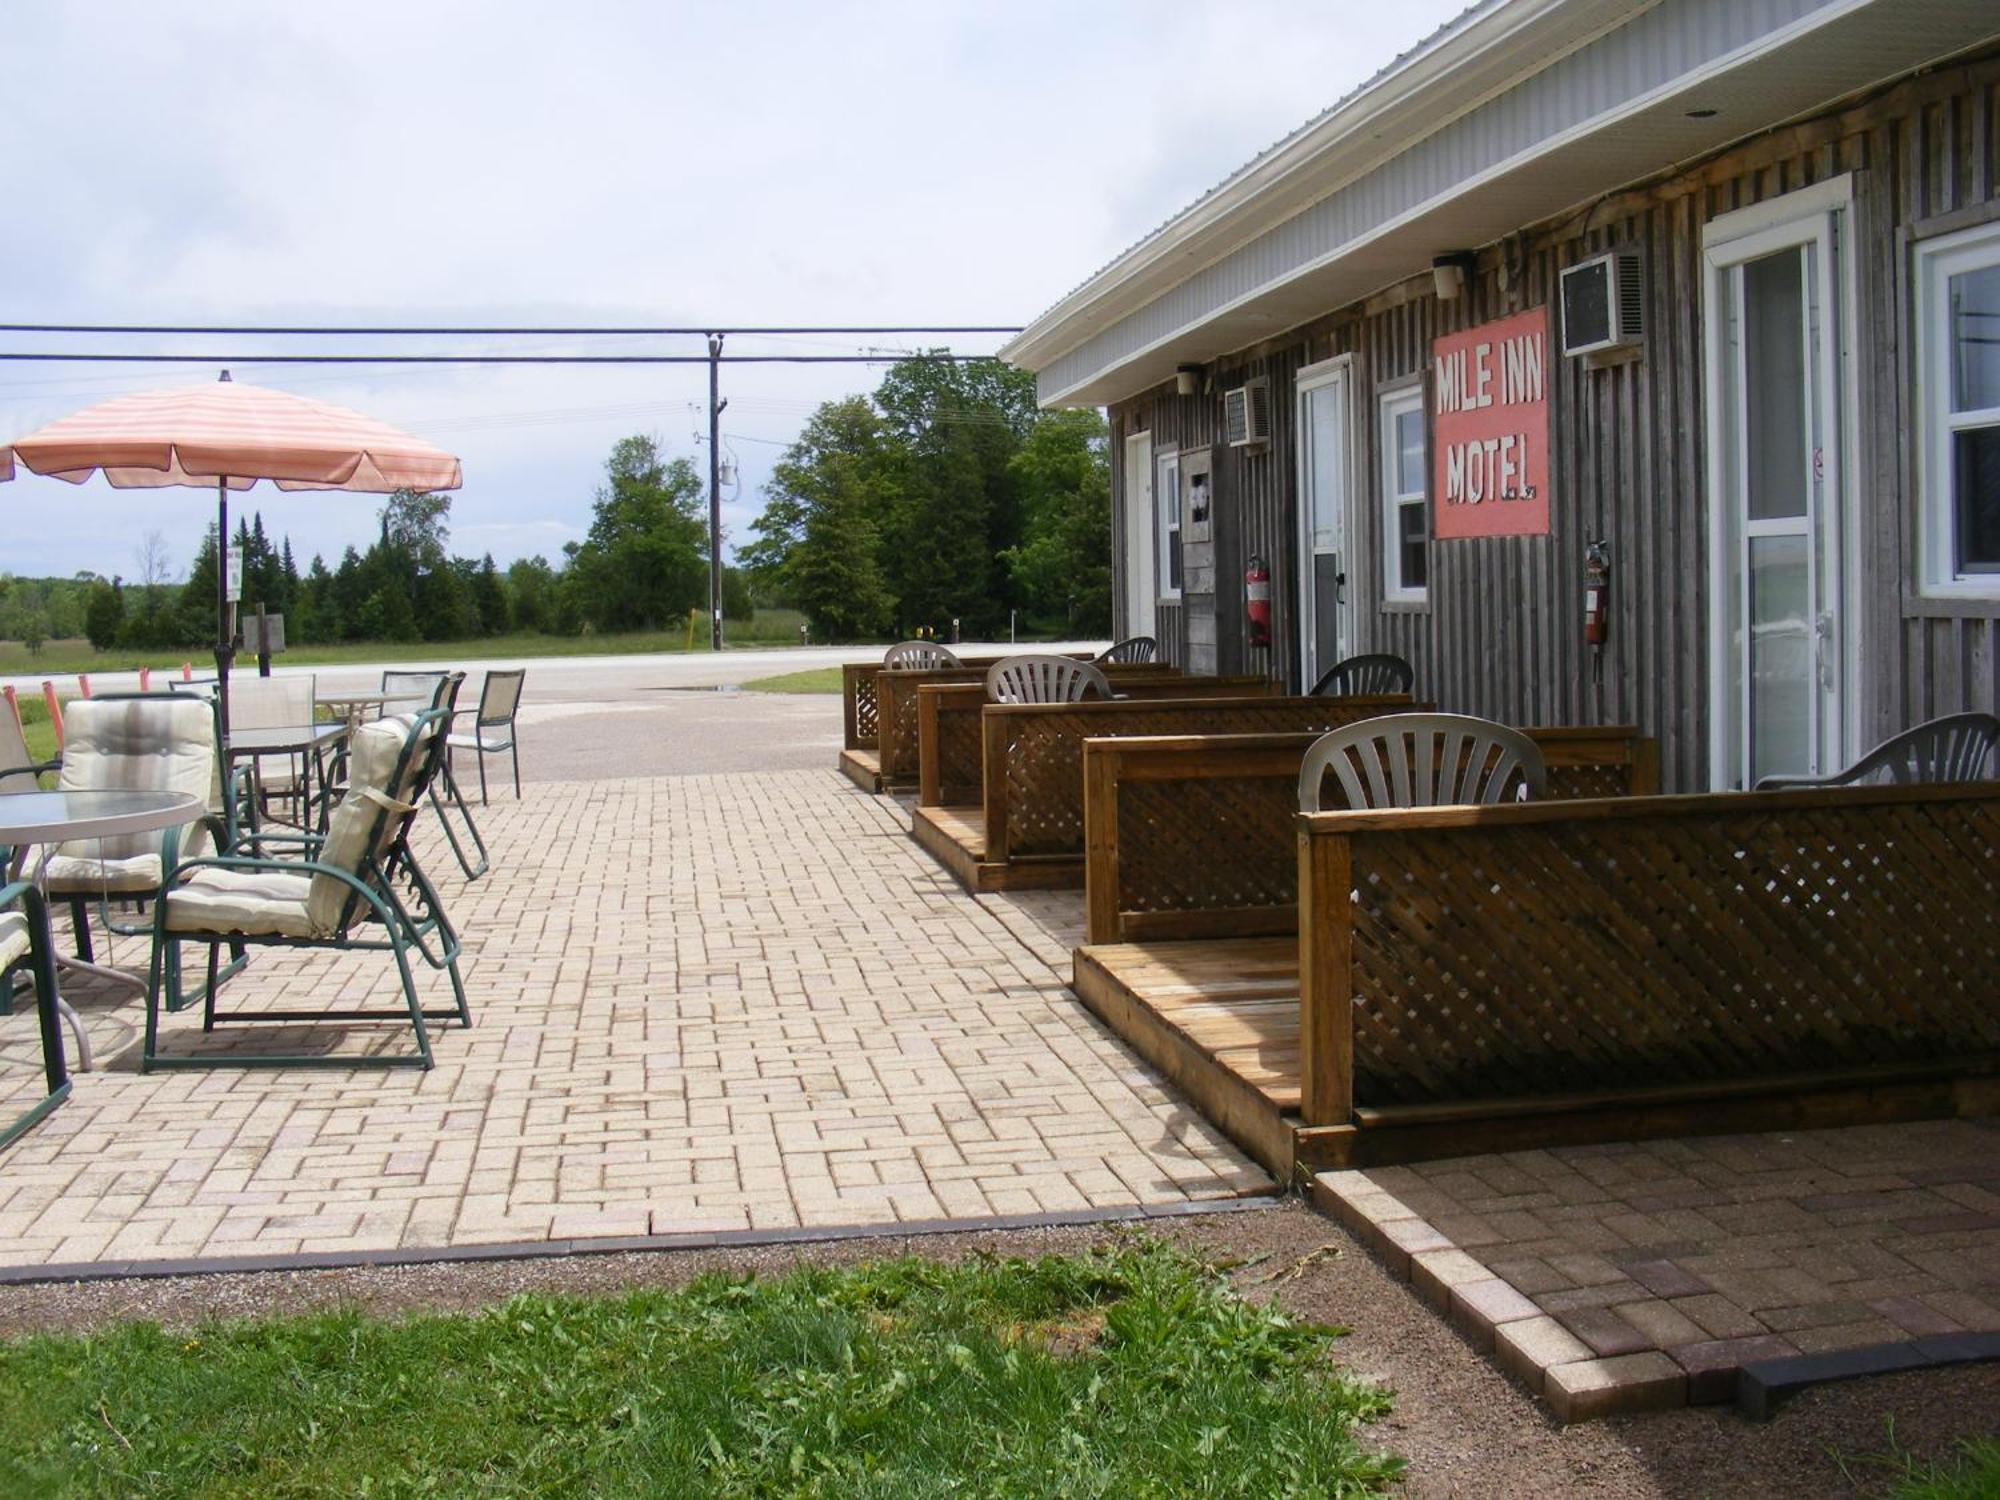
(11, 640, 1108, 780)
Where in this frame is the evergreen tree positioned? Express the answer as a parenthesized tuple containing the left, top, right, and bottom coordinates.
(470, 554, 511, 635)
(84, 577, 125, 651)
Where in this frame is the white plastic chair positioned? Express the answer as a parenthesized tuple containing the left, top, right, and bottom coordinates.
(1755, 712, 1999, 789)
(1299, 712, 1546, 811)
(985, 655, 1113, 704)
(883, 641, 962, 671)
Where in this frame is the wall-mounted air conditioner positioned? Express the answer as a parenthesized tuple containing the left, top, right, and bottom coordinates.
(1223, 378, 1271, 449)
(1559, 251, 1644, 357)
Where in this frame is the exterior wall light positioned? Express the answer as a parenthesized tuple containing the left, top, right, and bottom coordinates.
(1175, 364, 1202, 397)
(1432, 251, 1477, 301)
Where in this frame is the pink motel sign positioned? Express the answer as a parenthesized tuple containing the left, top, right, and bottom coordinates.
(1430, 306, 1551, 539)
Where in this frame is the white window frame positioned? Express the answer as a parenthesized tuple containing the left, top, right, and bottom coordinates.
(1915, 218, 2000, 599)
(1155, 447, 1183, 602)
(1378, 385, 1427, 604)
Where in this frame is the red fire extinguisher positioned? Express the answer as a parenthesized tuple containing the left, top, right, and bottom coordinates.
(1583, 541, 1611, 647)
(1245, 556, 1272, 649)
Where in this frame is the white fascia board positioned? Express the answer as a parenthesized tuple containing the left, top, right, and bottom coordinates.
(1000, 0, 1657, 372)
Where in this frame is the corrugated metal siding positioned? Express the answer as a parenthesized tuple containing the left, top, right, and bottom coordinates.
(1044, 0, 1842, 401)
(1107, 56, 2000, 790)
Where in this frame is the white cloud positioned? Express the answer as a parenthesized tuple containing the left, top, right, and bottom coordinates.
(1, 0, 1468, 579)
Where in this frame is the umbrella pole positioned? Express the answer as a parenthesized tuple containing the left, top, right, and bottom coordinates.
(215, 476, 233, 734)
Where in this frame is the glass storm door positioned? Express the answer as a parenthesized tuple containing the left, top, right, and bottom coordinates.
(1123, 431, 1155, 637)
(1297, 361, 1354, 686)
(1707, 208, 1849, 789)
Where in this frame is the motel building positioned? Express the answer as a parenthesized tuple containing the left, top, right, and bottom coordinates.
(1001, 0, 2000, 791)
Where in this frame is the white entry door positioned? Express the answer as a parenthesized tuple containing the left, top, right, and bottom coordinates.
(1704, 183, 1855, 789)
(1297, 358, 1355, 687)
(1123, 430, 1155, 638)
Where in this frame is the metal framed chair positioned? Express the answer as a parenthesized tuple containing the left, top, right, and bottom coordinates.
(1754, 711, 1999, 789)
(1299, 711, 1546, 810)
(446, 669, 525, 804)
(883, 640, 962, 670)
(1309, 653, 1415, 698)
(426, 674, 489, 881)
(143, 706, 471, 1072)
(229, 673, 320, 826)
(380, 670, 448, 719)
(0, 695, 58, 791)
(986, 654, 1114, 704)
(0, 879, 66, 1149)
(1094, 636, 1158, 664)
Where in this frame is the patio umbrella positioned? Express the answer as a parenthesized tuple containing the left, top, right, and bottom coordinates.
(0, 371, 461, 729)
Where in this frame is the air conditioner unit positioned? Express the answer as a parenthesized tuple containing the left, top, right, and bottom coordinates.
(1223, 378, 1271, 449)
(1559, 250, 1644, 357)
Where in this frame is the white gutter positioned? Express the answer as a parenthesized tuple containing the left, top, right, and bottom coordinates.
(1000, 0, 1657, 372)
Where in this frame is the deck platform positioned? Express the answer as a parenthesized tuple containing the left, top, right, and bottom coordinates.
(1072, 938, 1334, 1178)
(838, 747, 884, 792)
(911, 804, 1081, 892)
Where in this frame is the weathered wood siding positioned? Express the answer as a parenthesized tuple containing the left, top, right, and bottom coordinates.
(1108, 53, 2000, 791)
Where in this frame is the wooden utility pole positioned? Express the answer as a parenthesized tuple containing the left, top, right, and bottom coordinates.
(707, 332, 727, 652)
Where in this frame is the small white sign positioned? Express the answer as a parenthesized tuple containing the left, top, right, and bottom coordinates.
(225, 545, 244, 603)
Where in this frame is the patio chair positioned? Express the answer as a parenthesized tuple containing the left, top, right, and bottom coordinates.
(447, 669, 525, 805)
(40, 693, 238, 966)
(883, 640, 961, 670)
(1299, 711, 1546, 811)
(1754, 711, 2000, 790)
(229, 673, 318, 825)
(0, 878, 65, 1149)
(1309, 652, 1415, 698)
(427, 674, 490, 881)
(0, 695, 58, 792)
(380, 669, 448, 718)
(143, 706, 471, 1072)
(1095, 636, 1158, 664)
(986, 654, 1113, 704)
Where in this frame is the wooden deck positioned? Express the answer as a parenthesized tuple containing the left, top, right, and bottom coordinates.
(1073, 938, 1320, 1178)
(911, 805, 1080, 892)
(838, 747, 884, 792)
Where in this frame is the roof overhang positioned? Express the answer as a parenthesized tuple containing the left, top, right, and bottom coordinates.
(1006, 0, 2000, 408)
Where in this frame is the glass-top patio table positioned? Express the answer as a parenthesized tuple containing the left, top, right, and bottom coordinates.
(227, 721, 347, 832)
(0, 788, 206, 1143)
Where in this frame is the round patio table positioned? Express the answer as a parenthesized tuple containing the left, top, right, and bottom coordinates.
(0, 789, 206, 1081)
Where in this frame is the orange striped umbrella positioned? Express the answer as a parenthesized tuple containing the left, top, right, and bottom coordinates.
(1, 372, 461, 727)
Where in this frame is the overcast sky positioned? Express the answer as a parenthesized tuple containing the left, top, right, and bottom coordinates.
(2, 0, 1466, 583)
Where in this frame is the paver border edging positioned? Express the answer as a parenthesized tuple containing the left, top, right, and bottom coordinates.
(0, 1190, 1283, 1288)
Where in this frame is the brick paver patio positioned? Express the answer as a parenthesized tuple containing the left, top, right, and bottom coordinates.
(0, 770, 1267, 1267)
(1315, 1121, 2000, 1418)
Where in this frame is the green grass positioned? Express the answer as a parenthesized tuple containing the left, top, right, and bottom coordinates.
(0, 611, 815, 676)
(739, 666, 844, 694)
(0, 1242, 1399, 1498)
(1880, 1437, 2000, 1499)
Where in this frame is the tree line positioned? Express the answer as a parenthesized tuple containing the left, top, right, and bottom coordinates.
(6, 354, 1110, 654)
(740, 355, 1111, 640)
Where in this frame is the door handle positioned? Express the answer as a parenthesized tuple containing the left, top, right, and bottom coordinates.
(1815, 611, 1835, 691)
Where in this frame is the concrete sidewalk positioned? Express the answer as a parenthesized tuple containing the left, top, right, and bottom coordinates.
(0, 770, 1266, 1268)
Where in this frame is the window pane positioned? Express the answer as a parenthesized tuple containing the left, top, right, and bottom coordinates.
(1954, 424, 2000, 573)
(1395, 407, 1424, 495)
(1307, 385, 1344, 550)
(1399, 500, 1427, 590)
(1748, 532, 1811, 785)
(1951, 262, 2000, 413)
(1744, 250, 1809, 521)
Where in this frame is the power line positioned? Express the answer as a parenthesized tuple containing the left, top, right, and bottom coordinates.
(0, 322, 1021, 336)
(0, 352, 1005, 365)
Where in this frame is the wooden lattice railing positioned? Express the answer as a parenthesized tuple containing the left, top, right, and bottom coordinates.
(972, 694, 1414, 867)
(1083, 727, 1657, 943)
(841, 663, 880, 751)
(1295, 784, 2000, 1126)
(915, 675, 1271, 808)
(865, 655, 1145, 786)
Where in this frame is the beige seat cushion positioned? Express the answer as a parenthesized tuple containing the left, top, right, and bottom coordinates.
(0, 911, 31, 973)
(163, 867, 317, 939)
(42, 851, 164, 894)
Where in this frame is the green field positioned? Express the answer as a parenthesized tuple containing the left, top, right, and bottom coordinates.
(739, 667, 844, 694)
(0, 611, 815, 678)
(0, 1242, 1399, 1498)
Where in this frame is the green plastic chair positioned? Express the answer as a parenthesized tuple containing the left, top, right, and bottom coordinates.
(142, 705, 472, 1072)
